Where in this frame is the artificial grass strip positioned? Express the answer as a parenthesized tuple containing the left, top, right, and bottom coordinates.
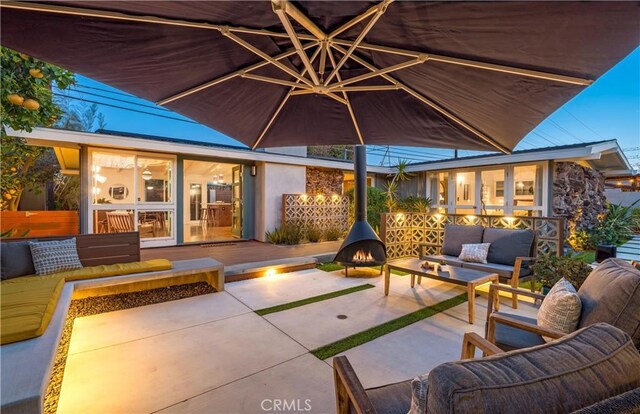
(310, 293, 468, 360)
(317, 262, 345, 272)
(255, 284, 375, 316)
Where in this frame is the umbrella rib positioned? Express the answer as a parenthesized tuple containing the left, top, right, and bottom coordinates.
(251, 44, 324, 150)
(331, 44, 511, 154)
(328, 2, 386, 39)
(221, 30, 314, 87)
(157, 42, 317, 105)
(271, 0, 326, 41)
(326, 47, 365, 145)
(324, 0, 393, 85)
(241, 73, 313, 89)
(272, 1, 321, 85)
(327, 56, 427, 89)
(331, 39, 593, 86)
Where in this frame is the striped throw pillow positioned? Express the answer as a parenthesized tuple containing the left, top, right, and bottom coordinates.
(458, 243, 491, 264)
(29, 238, 83, 275)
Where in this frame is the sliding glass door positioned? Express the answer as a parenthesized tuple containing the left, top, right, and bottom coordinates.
(89, 148, 176, 247)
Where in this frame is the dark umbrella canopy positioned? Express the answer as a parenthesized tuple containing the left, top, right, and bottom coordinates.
(1, 1, 638, 152)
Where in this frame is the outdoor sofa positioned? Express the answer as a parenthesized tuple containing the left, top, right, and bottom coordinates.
(421, 224, 536, 308)
(486, 257, 640, 351)
(334, 323, 640, 414)
(0, 232, 224, 414)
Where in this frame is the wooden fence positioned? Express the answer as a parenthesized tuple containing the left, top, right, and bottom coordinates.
(0, 211, 79, 237)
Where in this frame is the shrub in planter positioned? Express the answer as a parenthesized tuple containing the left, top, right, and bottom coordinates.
(305, 225, 323, 243)
(324, 226, 343, 241)
(531, 253, 592, 291)
(265, 227, 284, 245)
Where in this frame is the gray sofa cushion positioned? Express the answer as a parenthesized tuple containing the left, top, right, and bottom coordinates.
(0, 240, 37, 280)
(493, 312, 546, 351)
(461, 261, 516, 278)
(482, 228, 535, 265)
(577, 258, 640, 348)
(363, 380, 411, 414)
(421, 254, 464, 267)
(427, 323, 640, 414)
(441, 225, 483, 257)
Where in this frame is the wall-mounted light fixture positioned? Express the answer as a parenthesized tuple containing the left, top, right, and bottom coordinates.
(142, 169, 153, 181)
(250, 165, 257, 177)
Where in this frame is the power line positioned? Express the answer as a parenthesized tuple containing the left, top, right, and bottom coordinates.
(52, 93, 201, 124)
(548, 119, 585, 143)
(73, 83, 141, 99)
(62, 88, 172, 112)
(561, 107, 606, 140)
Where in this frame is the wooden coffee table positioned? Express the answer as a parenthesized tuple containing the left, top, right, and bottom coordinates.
(385, 258, 499, 324)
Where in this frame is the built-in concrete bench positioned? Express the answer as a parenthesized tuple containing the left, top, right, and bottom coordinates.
(1, 257, 223, 414)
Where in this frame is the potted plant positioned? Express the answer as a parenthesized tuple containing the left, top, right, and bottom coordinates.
(531, 253, 592, 293)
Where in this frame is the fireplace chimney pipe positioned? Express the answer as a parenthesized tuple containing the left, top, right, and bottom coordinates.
(354, 145, 367, 222)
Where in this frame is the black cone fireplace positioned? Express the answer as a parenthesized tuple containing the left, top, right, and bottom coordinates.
(334, 145, 386, 276)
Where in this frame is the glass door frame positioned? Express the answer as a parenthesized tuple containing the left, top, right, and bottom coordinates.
(87, 147, 177, 248)
(231, 165, 243, 238)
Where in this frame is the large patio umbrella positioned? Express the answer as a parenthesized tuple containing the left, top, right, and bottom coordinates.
(0, 1, 638, 153)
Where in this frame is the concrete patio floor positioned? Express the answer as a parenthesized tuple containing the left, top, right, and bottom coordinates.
(57, 268, 538, 413)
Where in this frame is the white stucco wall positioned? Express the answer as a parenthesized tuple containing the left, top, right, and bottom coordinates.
(254, 162, 306, 242)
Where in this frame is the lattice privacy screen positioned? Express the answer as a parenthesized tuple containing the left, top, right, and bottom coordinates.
(381, 213, 564, 260)
(282, 194, 349, 232)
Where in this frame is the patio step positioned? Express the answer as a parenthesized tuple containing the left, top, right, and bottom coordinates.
(617, 253, 639, 261)
(225, 256, 320, 282)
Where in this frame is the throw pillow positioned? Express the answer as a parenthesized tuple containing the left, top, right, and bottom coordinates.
(409, 372, 429, 414)
(29, 238, 83, 275)
(458, 243, 491, 264)
(1, 240, 37, 279)
(538, 278, 581, 341)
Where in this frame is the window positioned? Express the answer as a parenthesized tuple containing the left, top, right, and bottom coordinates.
(429, 172, 449, 207)
(481, 169, 505, 215)
(89, 149, 176, 246)
(513, 165, 543, 215)
(137, 158, 172, 203)
(91, 152, 135, 205)
(455, 172, 475, 207)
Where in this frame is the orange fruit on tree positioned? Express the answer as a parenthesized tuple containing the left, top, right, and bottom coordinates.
(7, 94, 24, 106)
(10, 167, 17, 172)
(9, 189, 16, 195)
(4, 193, 12, 200)
(29, 68, 44, 78)
(22, 99, 40, 110)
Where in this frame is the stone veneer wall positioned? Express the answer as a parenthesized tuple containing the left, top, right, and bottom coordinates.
(306, 167, 343, 195)
(553, 162, 607, 233)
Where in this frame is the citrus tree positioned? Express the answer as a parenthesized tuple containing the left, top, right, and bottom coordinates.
(0, 47, 75, 210)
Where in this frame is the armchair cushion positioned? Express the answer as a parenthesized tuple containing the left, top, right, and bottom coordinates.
(482, 228, 535, 266)
(442, 225, 483, 257)
(362, 380, 411, 414)
(492, 312, 545, 351)
(577, 258, 640, 348)
(537, 278, 581, 339)
(427, 323, 640, 413)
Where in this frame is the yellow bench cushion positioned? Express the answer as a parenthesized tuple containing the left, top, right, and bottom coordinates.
(1, 259, 173, 345)
(1, 276, 65, 345)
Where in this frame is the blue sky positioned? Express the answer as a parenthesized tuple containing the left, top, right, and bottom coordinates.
(58, 47, 639, 168)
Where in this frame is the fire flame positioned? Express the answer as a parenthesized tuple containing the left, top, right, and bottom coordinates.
(352, 249, 374, 263)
